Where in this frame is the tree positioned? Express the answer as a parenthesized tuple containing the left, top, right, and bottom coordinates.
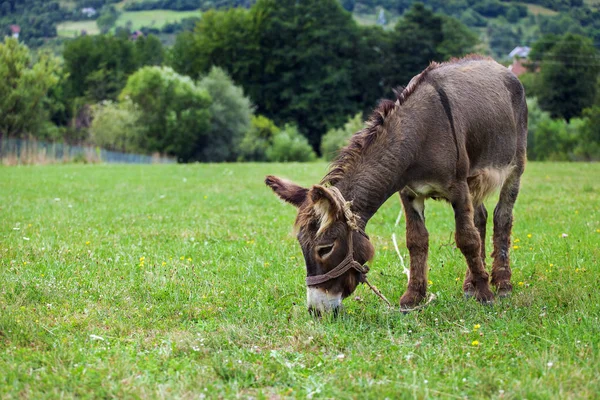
(96, 5, 120, 34)
(196, 67, 253, 162)
(90, 100, 144, 153)
(0, 38, 61, 142)
(537, 33, 600, 120)
(63, 34, 140, 102)
(119, 66, 212, 162)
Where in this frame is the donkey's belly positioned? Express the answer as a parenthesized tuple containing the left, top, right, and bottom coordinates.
(467, 165, 515, 205)
(405, 165, 513, 204)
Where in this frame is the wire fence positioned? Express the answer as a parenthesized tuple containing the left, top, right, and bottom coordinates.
(0, 138, 175, 165)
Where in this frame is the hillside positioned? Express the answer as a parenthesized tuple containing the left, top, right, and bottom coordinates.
(3, 0, 599, 58)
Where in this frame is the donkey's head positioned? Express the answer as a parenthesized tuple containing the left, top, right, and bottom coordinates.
(266, 175, 374, 315)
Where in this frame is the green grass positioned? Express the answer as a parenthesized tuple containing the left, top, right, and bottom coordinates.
(115, 10, 201, 31)
(57, 20, 100, 37)
(516, 2, 559, 16)
(57, 9, 201, 37)
(353, 12, 399, 28)
(1, 162, 599, 398)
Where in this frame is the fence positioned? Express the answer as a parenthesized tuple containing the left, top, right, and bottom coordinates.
(0, 138, 175, 165)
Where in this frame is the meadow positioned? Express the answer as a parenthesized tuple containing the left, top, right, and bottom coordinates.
(1, 162, 599, 398)
(57, 10, 201, 37)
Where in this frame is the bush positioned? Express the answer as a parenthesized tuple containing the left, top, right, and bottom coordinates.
(120, 66, 212, 162)
(320, 112, 363, 161)
(238, 115, 280, 162)
(266, 125, 317, 162)
(90, 100, 143, 153)
(196, 67, 252, 162)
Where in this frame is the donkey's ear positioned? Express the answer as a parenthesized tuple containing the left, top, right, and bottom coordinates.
(310, 185, 342, 235)
(265, 175, 308, 207)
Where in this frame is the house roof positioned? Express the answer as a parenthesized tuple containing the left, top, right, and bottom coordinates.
(10, 25, 21, 33)
(509, 46, 531, 59)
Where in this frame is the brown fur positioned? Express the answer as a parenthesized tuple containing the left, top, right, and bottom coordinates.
(267, 56, 527, 311)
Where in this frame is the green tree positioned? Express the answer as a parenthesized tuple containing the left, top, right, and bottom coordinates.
(196, 67, 253, 162)
(63, 34, 140, 102)
(536, 34, 600, 121)
(120, 66, 212, 162)
(96, 5, 121, 34)
(90, 100, 144, 153)
(0, 38, 61, 142)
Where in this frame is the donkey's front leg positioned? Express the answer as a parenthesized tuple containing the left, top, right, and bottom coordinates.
(452, 184, 494, 303)
(399, 192, 429, 309)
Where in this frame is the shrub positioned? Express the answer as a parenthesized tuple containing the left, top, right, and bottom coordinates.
(238, 115, 280, 162)
(90, 101, 143, 153)
(266, 125, 317, 162)
(320, 112, 363, 161)
(120, 66, 212, 162)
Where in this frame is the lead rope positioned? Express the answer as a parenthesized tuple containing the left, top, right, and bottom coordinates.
(362, 277, 392, 308)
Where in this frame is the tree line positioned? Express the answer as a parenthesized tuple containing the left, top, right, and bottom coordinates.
(2, 0, 600, 162)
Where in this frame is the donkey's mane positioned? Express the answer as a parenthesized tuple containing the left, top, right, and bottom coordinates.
(321, 55, 492, 187)
(321, 62, 437, 186)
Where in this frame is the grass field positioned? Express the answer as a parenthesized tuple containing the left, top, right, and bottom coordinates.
(56, 20, 100, 37)
(57, 10, 201, 37)
(1, 162, 599, 398)
(115, 10, 201, 31)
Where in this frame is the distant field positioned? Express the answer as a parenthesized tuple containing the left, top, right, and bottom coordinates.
(517, 2, 559, 16)
(57, 20, 100, 37)
(115, 10, 201, 31)
(353, 12, 399, 28)
(1, 162, 599, 398)
(57, 9, 201, 37)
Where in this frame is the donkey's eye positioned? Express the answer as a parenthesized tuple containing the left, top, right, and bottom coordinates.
(316, 244, 335, 259)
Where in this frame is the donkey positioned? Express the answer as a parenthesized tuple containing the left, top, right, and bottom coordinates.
(266, 56, 527, 314)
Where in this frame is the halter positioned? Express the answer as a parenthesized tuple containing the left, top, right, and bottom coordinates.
(304, 191, 392, 307)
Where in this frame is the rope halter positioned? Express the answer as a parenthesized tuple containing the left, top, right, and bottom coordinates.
(304, 188, 392, 307)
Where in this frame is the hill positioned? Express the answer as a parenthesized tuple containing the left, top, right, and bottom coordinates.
(3, 0, 599, 58)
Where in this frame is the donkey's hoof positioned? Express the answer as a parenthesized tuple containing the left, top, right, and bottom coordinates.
(464, 290, 475, 300)
(494, 281, 513, 298)
(400, 291, 426, 312)
(463, 282, 475, 299)
(475, 290, 495, 305)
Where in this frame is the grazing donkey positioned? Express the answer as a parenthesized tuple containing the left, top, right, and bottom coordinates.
(266, 56, 527, 314)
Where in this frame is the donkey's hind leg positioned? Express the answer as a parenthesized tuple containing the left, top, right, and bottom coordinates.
(399, 191, 429, 309)
(491, 173, 522, 297)
(464, 203, 488, 298)
(451, 182, 494, 303)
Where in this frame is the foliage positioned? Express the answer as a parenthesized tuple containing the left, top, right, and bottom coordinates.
(320, 112, 364, 161)
(90, 100, 144, 153)
(173, 1, 477, 149)
(0, 38, 61, 140)
(119, 66, 212, 162)
(238, 115, 280, 162)
(536, 34, 600, 121)
(196, 67, 253, 162)
(266, 125, 317, 162)
(96, 5, 120, 34)
(577, 105, 600, 160)
(63, 33, 164, 103)
(526, 96, 598, 161)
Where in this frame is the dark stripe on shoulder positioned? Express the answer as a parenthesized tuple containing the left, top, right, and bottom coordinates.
(431, 82, 461, 171)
